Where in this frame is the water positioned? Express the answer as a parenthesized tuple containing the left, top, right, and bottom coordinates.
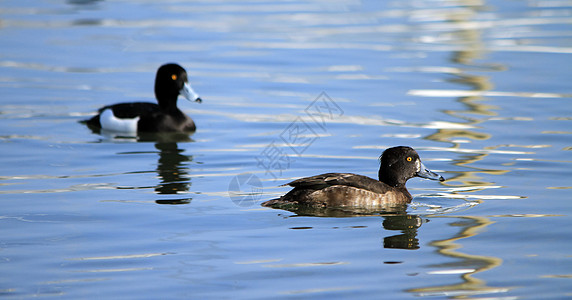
(1, 0, 571, 298)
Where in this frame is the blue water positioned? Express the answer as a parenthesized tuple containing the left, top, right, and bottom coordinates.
(1, 0, 571, 298)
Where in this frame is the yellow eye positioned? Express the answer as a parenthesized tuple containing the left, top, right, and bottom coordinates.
(406, 157, 412, 162)
(171, 74, 177, 80)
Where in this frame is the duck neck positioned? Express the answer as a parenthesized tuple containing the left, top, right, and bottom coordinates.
(155, 86, 180, 112)
(378, 168, 406, 188)
(162, 102, 179, 113)
(156, 95, 180, 113)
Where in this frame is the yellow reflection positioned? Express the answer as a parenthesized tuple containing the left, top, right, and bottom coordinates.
(408, 216, 511, 297)
(416, 1, 523, 192)
(409, 1, 513, 297)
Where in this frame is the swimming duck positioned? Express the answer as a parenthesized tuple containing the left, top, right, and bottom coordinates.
(262, 146, 444, 208)
(84, 63, 202, 133)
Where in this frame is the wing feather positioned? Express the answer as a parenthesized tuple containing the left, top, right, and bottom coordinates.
(286, 173, 390, 194)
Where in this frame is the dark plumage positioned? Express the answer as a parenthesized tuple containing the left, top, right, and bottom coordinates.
(262, 146, 444, 209)
(83, 63, 202, 133)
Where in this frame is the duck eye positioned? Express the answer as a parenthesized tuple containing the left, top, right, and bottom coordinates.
(171, 74, 177, 81)
(406, 157, 412, 162)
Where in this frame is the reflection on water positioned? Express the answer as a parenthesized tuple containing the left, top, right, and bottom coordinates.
(413, 0, 532, 203)
(389, 0, 571, 297)
(89, 130, 195, 204)
(410, 2, 508, 297)
(408, 216, 508, 297)
(279, 206, 424, 250)
(422, 6, 507, 191)
(274, 203, 408, 218)
(67, 0, 103, 6)
(382, 214, 424, 250)
(154, 142, 193, 205)
(1, 0, 571, 297)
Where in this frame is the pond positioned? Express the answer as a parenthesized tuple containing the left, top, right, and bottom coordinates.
(1, 0, 571, 298)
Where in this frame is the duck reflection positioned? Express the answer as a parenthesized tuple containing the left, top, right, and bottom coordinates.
(85, 128, 195, 204)
(276, 205, 423, 250)
(153, 141, 193, 205)
(382, 215, 423, 250)
(67, 0, 103, 6)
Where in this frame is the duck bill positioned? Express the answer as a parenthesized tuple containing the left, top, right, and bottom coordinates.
(180, 82, 202, 103)
(416, 161, 445, 182)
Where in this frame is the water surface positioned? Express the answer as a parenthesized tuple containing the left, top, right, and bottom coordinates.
(1, 0, 571, 298)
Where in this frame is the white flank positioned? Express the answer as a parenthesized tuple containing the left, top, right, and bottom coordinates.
(99, 108, 140, 133)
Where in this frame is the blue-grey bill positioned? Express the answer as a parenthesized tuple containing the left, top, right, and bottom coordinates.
(417, 162, 445, 181)
(180, 82, 202, 103)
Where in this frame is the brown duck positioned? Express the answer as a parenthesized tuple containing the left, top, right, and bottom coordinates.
(262, 146, 445, 209)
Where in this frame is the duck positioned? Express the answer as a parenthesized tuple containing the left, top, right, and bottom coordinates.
(262, 146, 445, 209)
(83, 63, 202, 133)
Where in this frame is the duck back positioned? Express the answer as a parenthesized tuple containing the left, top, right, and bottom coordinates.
(262, 173, 412, 208)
